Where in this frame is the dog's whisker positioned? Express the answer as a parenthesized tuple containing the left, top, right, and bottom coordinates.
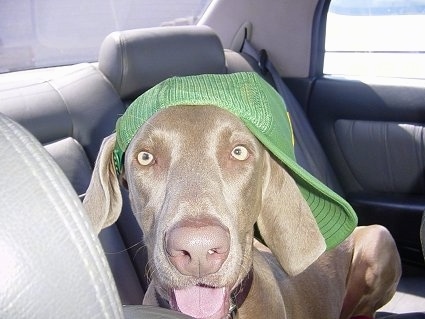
(131, 243, 149, 263)
(103, 239, 145, 255)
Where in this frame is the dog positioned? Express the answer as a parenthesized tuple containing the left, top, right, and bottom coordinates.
(83, 73, 401, 319)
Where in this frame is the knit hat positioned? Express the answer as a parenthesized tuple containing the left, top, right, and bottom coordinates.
(113, 72, 357, 249)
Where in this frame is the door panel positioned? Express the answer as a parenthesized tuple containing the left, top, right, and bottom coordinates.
(307, 76, 425, 264)
(334, 119, 425, 194)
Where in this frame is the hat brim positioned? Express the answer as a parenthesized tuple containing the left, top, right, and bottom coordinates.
(244, 121, 357, 250)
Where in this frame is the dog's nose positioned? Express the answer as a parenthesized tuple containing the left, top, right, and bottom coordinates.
(166, 219, 230, 277)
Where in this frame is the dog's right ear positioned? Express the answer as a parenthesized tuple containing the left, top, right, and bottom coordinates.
(257, 152, 326, 276)
(83, 133, 122, 234)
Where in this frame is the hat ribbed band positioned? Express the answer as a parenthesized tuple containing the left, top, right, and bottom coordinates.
(113, 72, 357, 249)
(113, 72, 294, 171)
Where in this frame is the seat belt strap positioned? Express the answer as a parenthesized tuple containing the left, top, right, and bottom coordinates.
(241, 39, 298, 117)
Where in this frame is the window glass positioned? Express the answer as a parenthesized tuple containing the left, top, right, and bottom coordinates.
(0, 0, 212, 73)
(324, 0, 425, 78)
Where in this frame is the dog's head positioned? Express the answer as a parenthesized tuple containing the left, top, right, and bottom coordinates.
(83, 72, 356, 319)
(83, 104, 326, 319)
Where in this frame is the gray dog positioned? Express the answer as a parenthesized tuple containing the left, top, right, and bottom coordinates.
(84, 73, 401, 319)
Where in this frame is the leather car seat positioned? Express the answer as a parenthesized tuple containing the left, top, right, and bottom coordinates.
(0, 113, 190, 319)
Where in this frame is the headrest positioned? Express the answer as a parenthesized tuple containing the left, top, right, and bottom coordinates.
(98, 25, 226, 100)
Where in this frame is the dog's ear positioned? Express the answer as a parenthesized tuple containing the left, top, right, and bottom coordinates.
(258, 152, 326, 276)
(83, 133, 122, 234)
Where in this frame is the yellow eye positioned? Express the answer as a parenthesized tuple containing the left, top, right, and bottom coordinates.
(137, 151, 154, 166)
(231, 146, 249, 161)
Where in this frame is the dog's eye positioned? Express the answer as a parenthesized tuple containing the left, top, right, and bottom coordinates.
(137, 151, 154, 166)
(231, 146, 249, 161)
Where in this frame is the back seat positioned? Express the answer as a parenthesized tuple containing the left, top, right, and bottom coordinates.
(0, 25, 423, 312)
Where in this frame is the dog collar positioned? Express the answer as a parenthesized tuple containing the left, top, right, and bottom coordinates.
(228, 268, 254, 318)
(112, 72, 357, 250)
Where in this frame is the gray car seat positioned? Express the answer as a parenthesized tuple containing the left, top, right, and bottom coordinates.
(0, 113, 122, 318)
(0, 60, 148, 304)
(0, 113, 192, 319)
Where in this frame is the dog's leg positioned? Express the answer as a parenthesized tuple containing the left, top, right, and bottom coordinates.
(340, 225, 402, 319)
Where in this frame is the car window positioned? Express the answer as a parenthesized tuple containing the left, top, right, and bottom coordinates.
(0, 0, 212, 73)
(324, 0, 425, 79)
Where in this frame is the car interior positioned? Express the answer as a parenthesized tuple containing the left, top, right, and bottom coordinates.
(0, 0, 424, 317)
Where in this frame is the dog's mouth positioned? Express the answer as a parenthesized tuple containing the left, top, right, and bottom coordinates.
(169, 284, 230, 319)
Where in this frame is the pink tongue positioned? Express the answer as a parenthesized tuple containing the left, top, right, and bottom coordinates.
(174, 286, 226, 319)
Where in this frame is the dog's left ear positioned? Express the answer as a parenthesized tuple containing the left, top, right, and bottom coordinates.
(83, 133, 122, 234)
(257, 152, 326, 276)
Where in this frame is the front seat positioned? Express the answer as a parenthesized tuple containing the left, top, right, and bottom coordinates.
(0, 113, 190, 319)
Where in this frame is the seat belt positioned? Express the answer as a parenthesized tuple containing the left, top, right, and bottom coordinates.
(241, 39, 344, 194)
(241, 40, 299, 117)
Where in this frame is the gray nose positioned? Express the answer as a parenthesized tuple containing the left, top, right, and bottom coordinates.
(166, 218, 230, 277)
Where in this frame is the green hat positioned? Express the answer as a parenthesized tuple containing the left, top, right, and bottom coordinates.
(113, 72, 357, 249)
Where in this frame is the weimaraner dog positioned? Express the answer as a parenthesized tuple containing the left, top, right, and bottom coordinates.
(84, 73, 401, 319)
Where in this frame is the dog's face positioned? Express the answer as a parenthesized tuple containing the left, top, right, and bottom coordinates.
(83, 104, 326, 319)
(123, 106, 265, 318)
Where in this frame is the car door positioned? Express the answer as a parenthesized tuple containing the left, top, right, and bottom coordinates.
(306, 0, 425, 265)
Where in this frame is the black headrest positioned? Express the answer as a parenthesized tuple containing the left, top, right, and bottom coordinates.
(98, 25, 226, 100)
